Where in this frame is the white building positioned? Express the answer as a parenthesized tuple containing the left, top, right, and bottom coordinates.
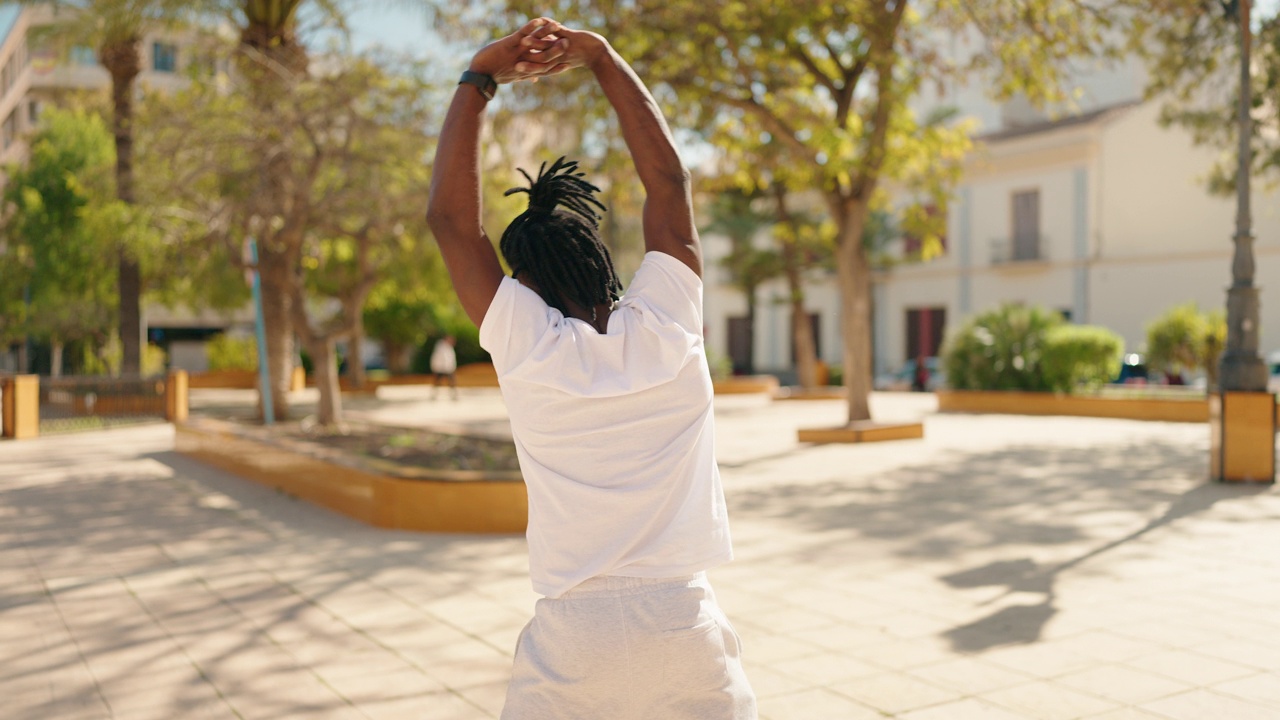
(702, 52, 1280, 382)
(0, 4, 246, 373)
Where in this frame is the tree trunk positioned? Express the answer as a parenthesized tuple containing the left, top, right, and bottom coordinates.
(783, 256, 818, 389)
(773, 188, 819, 389)
(384, 340, 409, 375)
(258, 247, 294, 420)
(307, 337, 342, 427)
(101, 40, 143, 376)
(347, 316, 366, 389)
(238, 19, 310, 420)
(50, 340, 63, 378)
(743, 287, 757, 376)
(834, 200, 874, 423)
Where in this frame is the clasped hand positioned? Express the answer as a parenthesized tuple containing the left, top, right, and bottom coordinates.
(469, 17, 607, 85)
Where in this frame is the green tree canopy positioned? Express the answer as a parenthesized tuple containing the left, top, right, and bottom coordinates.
(1, 107, 129, 375)
(470, 0, 1115, 421)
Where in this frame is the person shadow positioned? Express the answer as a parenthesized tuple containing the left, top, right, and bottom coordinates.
(939, 481, 1271, 652)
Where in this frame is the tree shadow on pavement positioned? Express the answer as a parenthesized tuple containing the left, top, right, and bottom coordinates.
(725, 437, 1275, 652)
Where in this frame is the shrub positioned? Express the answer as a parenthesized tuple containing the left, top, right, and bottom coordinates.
(943, 303, 1123, 394)
(705, 349, 733, 380)
(1041, 325, 1123, 393)
(1146, 303, 1226, 387)
(206, 334, 257, 372)
(943, 304, 1063, 392)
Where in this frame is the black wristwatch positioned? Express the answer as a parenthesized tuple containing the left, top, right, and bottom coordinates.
(459, 70, 497, 100)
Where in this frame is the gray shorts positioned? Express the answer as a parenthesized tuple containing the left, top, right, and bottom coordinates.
(500, 572, 757, 720)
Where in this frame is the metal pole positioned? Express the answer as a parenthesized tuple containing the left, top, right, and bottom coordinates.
(249, 239, 275, 425)
(1220, 0, 1268, 391)
(21, 282, 31, 374)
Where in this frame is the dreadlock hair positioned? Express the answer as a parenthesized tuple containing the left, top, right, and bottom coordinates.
(500, 157, 622, 322)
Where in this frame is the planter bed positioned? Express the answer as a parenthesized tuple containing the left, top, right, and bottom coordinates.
(937, 389, 1209, 423)
(176, 417, 526, 534)
(712, 375, 780, 396)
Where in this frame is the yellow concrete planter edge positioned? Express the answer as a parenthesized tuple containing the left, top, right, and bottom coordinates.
(175, 418, 526, 534)
(937, 389, 1211, 423)
(713, 375, 780, 395)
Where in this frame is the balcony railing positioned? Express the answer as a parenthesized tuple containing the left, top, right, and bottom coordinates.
(991, 236, 1049, 265)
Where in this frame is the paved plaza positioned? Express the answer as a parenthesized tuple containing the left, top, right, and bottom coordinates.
(3, 389, 1280, 719)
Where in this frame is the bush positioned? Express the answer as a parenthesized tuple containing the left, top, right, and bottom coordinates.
(1146, 303, 1225, 386)
(943, 303, 1123, 394)
(206, 333, 258, 372)
(705, 349, 733, 380)
(943, 304, 1063, 392)
(1041, 325, 1123, 393)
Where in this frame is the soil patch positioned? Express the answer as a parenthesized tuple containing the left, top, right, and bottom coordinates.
(245, 419, 521, 473)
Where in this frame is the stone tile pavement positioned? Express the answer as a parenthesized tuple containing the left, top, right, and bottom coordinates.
(3, 388, 1280, 719)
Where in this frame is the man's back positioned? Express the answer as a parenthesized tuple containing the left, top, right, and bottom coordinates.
(481, 252, 732, 598)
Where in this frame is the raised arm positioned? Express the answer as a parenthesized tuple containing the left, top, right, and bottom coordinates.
(543, 26, 702, 277)
(426, 19, 570, 326)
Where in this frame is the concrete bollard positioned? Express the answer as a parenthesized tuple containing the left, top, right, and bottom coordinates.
(165, 370, 189, 424)
(1, 375, 40, 439)
(1210, 392, 1277, 483)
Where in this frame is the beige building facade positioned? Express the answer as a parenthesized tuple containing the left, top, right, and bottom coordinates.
(702, 55, 1280, 382)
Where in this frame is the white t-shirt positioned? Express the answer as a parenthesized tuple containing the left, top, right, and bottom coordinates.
(430, 339, 457, 374)
(479, 251, 733, 598)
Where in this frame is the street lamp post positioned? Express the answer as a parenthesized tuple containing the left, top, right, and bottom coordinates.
(1220, 0, 1268, 391)
(1211, 0, 1275, 483)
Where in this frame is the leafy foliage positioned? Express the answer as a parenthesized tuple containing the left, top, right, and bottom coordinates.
(943, 304, 1064, 392)
(206, 333, 259, 372)
(1041, 324, 1124, 393)
(0, 108, 127, 364)
(945, 304, 1125, 393)
(1133, 1, 1280, 191)
(942, 302, 1121, 392)
(465, 0, 1116, 421)
(1146, 302, 1227, 386)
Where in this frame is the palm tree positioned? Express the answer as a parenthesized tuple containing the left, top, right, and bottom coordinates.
(23, 1, 200, 375)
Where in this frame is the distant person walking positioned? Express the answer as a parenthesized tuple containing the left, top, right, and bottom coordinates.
(429, 335, 458, 400)
(426, 17, 755, 720)
(912, 353, 930, 392)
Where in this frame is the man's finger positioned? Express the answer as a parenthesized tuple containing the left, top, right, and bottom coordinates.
(519, 39, 568, 64)
(528, 20, 561, 41)
(516, 17, 551, 36)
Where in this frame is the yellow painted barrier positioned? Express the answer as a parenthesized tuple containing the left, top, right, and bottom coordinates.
(175, 419, 527, 534)
(937, 390, 1209, 423)
(713, 375, 780, 395)
(188, 367, 306, 391)
(1, 375, 39, 439)
(1211, 392, 1276, 483)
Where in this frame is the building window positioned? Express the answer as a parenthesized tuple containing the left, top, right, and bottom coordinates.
(1010, 189, 1041, 261)
(906, 307, 947, 360)
(70, 45, 97, 66)
(28, 100, 39, 125)
(153, 42, 177, 72)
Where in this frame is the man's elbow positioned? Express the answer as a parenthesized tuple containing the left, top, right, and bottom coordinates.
(647, 164, 692, 195)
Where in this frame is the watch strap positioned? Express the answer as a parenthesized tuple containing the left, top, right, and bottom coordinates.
(459, 70, 497, 100)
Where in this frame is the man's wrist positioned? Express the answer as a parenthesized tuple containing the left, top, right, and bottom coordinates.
(459, 70, 497, 100)
(584, 36, 612, 73)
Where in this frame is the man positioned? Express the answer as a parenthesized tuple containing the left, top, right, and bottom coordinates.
(426, 18, 756, 720)
(429, 334, 458, 400)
